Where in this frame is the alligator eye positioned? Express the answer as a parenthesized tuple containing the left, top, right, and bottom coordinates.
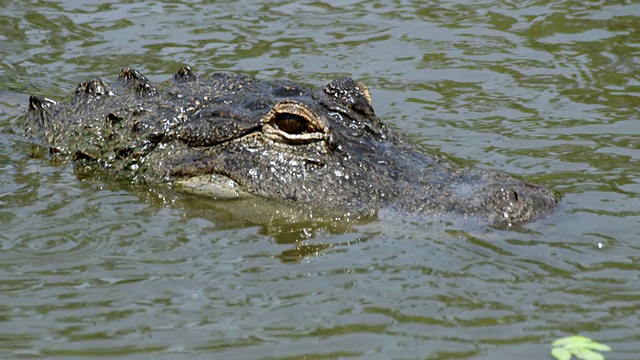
(262, 100, 327, 144)
(274, 113, 308, 134)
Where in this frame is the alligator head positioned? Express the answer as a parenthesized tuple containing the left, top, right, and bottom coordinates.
(23, 66, 558, 227)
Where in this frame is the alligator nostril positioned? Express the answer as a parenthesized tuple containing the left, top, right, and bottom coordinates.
(106, 113, 122, 125)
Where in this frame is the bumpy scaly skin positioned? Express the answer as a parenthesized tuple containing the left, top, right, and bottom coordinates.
(22, 66, 558, 226)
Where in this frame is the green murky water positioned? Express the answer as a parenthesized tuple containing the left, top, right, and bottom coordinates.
(1, 1, 638, 359)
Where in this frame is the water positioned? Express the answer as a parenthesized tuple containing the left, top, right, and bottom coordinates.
(1, 1, 638, 359)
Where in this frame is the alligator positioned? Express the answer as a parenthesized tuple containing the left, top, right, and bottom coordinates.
(21, 66, 558, 227)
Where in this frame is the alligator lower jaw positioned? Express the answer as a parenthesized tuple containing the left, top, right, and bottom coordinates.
(173, 174, 252, 200)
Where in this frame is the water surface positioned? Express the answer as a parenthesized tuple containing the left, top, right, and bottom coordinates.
(1, 1, 638, 359)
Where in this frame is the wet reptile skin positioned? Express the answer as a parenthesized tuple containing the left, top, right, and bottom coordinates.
(21, 66, 558, 227)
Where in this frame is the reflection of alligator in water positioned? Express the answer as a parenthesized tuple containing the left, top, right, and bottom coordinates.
(21, 66, 558, 227)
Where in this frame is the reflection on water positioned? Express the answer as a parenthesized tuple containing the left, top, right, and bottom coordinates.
(1, 0, 638, 359)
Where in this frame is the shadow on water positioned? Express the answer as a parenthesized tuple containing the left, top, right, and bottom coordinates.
(126, 184, 382, 263)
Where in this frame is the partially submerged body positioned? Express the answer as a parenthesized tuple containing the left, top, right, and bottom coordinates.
(21, 67, 558, 227)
